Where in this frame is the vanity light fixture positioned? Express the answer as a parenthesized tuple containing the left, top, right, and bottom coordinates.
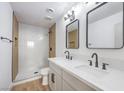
(64, 10, 75, 22)
(70, 10, 75, 21)
(64, 15, 68, 21)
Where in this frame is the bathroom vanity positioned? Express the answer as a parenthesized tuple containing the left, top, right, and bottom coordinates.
(48, 57, 124, 91)
(48, 3, 124, 91)
(48, 58, 95, 91)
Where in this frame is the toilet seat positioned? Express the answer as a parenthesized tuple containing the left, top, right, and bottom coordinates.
(40, 67, 49, 75)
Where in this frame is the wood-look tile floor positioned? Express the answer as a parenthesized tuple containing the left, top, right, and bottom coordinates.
(11, 79, 49, 91)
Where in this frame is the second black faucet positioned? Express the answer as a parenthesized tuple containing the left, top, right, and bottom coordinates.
(64, 51, 72, 60)
(91, 53, 99, 67)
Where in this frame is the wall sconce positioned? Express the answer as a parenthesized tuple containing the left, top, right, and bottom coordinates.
(64, 10, 75, 22)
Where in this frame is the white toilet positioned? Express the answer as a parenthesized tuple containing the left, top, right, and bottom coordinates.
(40, 67, 49, 85)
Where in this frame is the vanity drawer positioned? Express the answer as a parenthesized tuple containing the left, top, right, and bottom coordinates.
(49, 62, 62, 76)
(62, 71, 95, 91)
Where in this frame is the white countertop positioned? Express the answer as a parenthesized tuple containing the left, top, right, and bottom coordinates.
(48, 57, 124, 91)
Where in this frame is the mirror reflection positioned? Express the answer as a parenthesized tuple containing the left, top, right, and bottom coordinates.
(87, 2, 123, 49)
(66, 19, 79, 49)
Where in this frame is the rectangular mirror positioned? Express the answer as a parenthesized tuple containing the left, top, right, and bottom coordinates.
(66, 19, 79, 49)
(87, 2, 123, 49)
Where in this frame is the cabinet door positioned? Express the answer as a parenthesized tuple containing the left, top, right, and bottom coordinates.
(63, 71, 95, 91)
(62, 80, 75, 91)
(49, 68, 62, 91)
(49, 69, 56, 91)
(54, 72, 62, 91)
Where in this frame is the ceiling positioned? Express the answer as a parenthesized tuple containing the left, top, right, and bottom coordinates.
(10, 2, 77, 28)
(89, 2, 122, 24)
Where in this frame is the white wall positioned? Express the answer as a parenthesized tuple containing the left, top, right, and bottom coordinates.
(56, 3, 124, 71)
(0, 3, 13, 90)
(19, 23, 49, 80)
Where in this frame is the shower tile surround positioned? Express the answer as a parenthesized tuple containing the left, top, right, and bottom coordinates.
(17, 23, 49, 81)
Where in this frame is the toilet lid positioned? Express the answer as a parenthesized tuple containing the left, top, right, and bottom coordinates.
(40, 67, 49, 75)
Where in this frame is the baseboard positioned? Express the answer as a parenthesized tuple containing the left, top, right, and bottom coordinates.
(8, 82, 13, 91)
(10, 75, 42, 89)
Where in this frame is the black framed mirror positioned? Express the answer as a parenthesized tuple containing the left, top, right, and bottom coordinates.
(66, 19, 79, 49)
(86, 2, 124, 49)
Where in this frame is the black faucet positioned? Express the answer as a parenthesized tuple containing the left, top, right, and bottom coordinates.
(91, 53, 98, 67)
(64, 51, 70, 60)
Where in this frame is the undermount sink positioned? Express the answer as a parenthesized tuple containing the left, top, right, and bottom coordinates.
(75, 65, 109, 78)
(63, 60, 84, 67)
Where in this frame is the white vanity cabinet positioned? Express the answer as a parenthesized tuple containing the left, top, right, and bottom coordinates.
(62, 80, 76, 91)
(62, 71, 95, 91)
(49, 61, 95, 91)
(49, 62, 62, 91)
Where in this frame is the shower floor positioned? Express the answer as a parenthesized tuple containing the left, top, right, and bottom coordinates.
(15, 69, 40, 82)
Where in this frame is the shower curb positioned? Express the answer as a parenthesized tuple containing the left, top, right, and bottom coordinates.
(10, 75, 42, 90)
